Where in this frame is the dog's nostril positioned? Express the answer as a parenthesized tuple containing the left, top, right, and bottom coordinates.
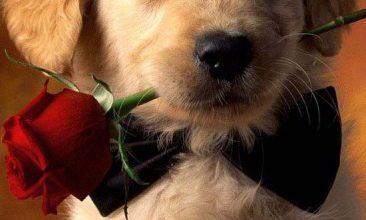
(194, 31, 253, 81)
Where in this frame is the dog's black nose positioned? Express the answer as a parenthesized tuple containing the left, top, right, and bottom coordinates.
(194, 31, 253, 81)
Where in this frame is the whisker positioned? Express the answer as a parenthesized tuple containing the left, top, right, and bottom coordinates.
(296, 48, 334, 73)
(259, 32, 323, 52)
(269, 81, 291, 112)
(288, 73, 322, 131)
(277, 57, 313, 88)
(254, 65, 292, 112)
(320, 89, 341, 121)
(278, 80, 303, 118)
(295, 48, 340, 83)
(273, 60, 323, 129)
(285, 78, 312, 125)
(262, 65, 311, 121)
(275, 59, 322, 130)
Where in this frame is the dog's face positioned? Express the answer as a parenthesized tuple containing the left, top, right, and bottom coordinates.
(98, 0, 304, 126)
(3, 0, 356, 131)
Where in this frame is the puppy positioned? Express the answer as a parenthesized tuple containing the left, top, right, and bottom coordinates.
(2, 0, 363, 219)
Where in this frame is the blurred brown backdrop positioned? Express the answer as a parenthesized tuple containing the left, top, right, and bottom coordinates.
(1, 3, 366, 220)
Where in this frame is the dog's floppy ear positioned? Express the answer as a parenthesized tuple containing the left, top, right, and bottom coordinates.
(2, 0, 90, 73)
(305, 0, 357, 56)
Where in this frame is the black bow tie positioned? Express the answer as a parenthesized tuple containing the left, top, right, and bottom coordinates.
(90, 87, 342, 217)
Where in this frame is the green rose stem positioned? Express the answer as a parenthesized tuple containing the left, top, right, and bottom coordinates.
(306, 9, 366, 36)
(110, 88, 158, 116)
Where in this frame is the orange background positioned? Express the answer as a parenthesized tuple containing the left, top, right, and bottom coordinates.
(0, 3, 365, 220)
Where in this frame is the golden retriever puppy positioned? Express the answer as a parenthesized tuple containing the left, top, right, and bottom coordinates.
(2, 0, 363, 219)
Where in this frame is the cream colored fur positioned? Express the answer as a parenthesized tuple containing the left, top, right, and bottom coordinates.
(2, 0, 363, 219)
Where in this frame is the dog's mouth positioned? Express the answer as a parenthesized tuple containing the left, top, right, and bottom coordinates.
(149, 81, 278, 128)
(186, 90, 252, 109)
(164, 79, 271, 112)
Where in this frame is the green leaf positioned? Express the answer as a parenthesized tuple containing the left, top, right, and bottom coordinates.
(4, 49, 80, 92)
(91, 75, 114, 114)
(112, 121, 149, 186)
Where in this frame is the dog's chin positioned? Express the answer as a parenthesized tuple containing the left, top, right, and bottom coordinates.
(175, 95, 252, 112)
(166, 85, 272, 111)
(146, 89, 278, 129)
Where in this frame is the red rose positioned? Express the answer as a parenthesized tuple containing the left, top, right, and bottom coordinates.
(2, 84, 112, 214)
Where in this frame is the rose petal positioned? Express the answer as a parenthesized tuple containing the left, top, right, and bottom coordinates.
(41, 169, 70, 214)
(3, 116, 50, 170)
(5, 154, 43, 199)
(18, 86, 54, 120)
